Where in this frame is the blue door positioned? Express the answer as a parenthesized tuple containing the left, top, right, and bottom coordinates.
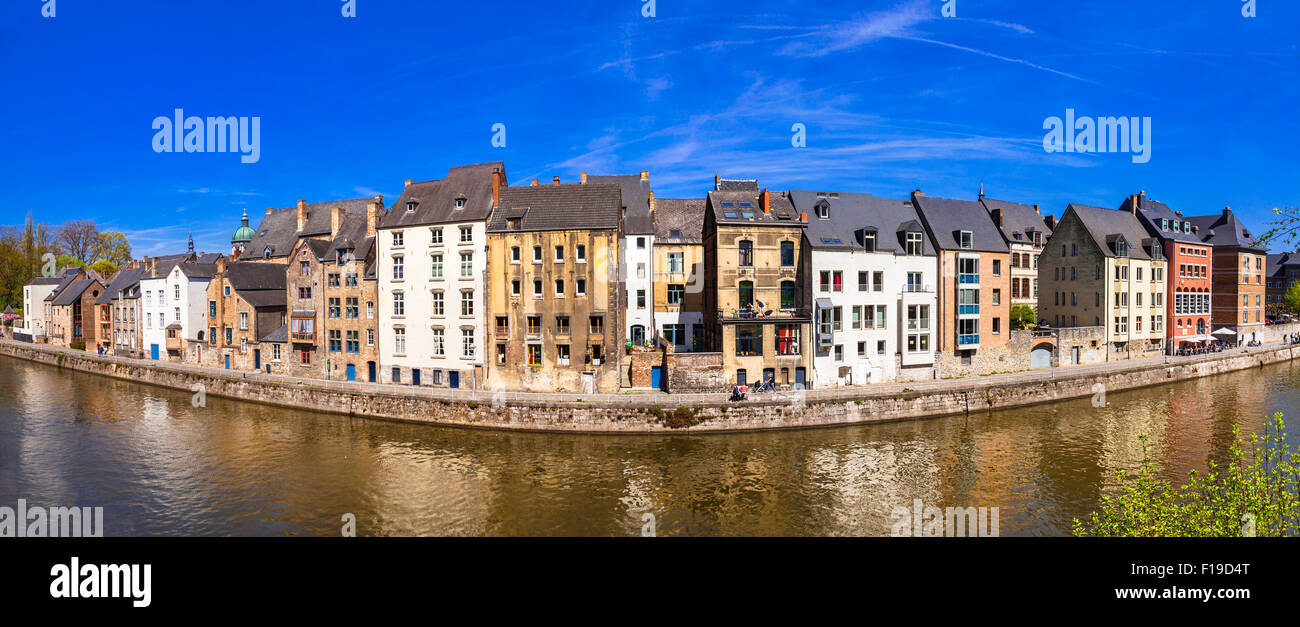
(346, 364, 356, 381)
(368, 362, 376, 383)
(412, 369, 421, 386)
(254, 349, 261, 371)
(150, 344, 159, 361)
(651, 366, 663, 390)
(225, 354, 230, 370)
(449, 371, 459, 389)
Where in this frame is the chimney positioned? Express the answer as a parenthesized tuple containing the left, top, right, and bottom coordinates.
(1033, 204, 1041, 215)
(552, 176, 561, 186)
(216, 257, 227, 275)
(404, 179, 412, 188)
(1044, 215, 1057, 230)
(1126, 194, 1139, 215)
(331, 206, 344, 238)
(531, 178, 539, 187)
(760, 189, 770, 213)
(266, 207, 275, 215)
(910, 189, 924, 207)
(991, 208, 1003, 227)
(978, 183, 985, 200)
(714, 174, 721, 190)
(492, 167, 506, 208)
(640, 170, 649, 182)
(1223, 205, 1232, 218)
(580, 172, 588, 184)
(366, 198, 383, 237)
(648, 190, 656, 212)
(296, 200, 308, 232)
(799, 211, 808, 222)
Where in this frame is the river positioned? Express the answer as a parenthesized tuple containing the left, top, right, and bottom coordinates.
(1, 355, 1297, 536)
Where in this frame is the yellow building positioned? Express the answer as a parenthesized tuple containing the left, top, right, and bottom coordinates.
(651, 198, 707, 351)
(485, 181, 624, 393)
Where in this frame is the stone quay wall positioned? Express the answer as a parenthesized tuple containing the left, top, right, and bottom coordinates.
(2, 337, 1296, 434)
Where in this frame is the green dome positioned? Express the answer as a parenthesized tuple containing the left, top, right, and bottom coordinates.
(232, 209, 256, 243)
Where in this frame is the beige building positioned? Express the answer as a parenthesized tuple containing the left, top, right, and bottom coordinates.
(980, 193, 1050, 313)
(485, 180, 624, 393)
(702, 178, 811, 388)
(1038, 203, 1167, 357)
(651, 198, 707, 352)
(201, 259, 287, 371)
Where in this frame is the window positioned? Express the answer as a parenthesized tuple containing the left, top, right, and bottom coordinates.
(431, 254, 443, 278)
(209, 301, 216, 318)
(738, 240, 753, 267)
(992, 289, 1001, 306)
(461, 291, 474, 316)
(327, 273, 340, 288)
(431, 328, 444, 356)
(636, 290, 646, 308)
(873, 271, 883, 292)
(459, 226, 472, 243)
(527, 344, 542, 366)
(225, 327, 232, 345)
(589, 316, 604, 334)
(555, 280, 565, 298)
(576, 279, 586, 296)
(556, 344, 570, 366)
(173, 284, 180, 301)
(862, 230, 876, 252)
(392, 367, 402, 383)
(667, 252, 684, 274)
(208, 326, 216, 345)
(346, 297, 358, 319)
(431, 292, 444, 316)
(662, 324, 685, 346)
(510, 247, 520, 263)
(392, 256, 404, 280)
(958, 231, 973, 249)
(667, 284, 684, 305)
(367, 302, 374, 319)
(328, 298, 341, 319)
(460, 252, 473, 277)
(992, 260, 1001, 276)
(496, 344, 506, 365)
(431, 228, 443, 245)
(272, 344, 281, 361)
(239, 312, 248, 330)
(393, 328, 405, 354)
(463, 329, 474, 358)
(780, 281, 797, 309)
(511, 280, 521, 297)
(555, 246, 564, 262)
(739, 281, 754, 307)
(556, 316, 570, 336)
(906, 232, 923, 256)
(776, 324, 799, 355)
(299, 287, 311, 299)
(637, 237, 646, 249)
(834, 345, 843, 361)
(367, 329, 374, 346)
(392, 231, 404, 247)
(780, 241, 795, 267)
(576, 245, 586, 262)
(533, 279, 543, 299)
(532, 246, 542, 263)
(329, 330, 342, 353)
(736, 325, 762, 356)
(393, 292, 405, 316)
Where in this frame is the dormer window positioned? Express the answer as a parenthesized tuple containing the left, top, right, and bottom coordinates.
(669, 229, 683, 239)
(406, 201, 417, 213)
(1115, 238, 1128, 258)
(454, 197, 466, 210)
(958, 231, 973, 249)
(862, 229, 877, 252)
(1160, 219, 1168, 230)
(816, 201, 830, 220)
(906, 231, 923, 256)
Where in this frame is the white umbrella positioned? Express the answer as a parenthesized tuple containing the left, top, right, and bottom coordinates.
(1212, 328, 1236, 336)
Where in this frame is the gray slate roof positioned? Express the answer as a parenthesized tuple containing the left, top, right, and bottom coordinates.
(1123, 193, 1204, 245)
(96, 267, 146, 305)
(790, 190, 936, 255)
(260, 324, 287, 343)
(245, 197, 374, 260)
(1065, 204, 1158, 260)
(177, 263, 219, 279)
(146, 253, 193, 279)
(1266, 253, 1300, 279)
(226, 262, 287, 291)
(653, 198, 706, 244)
(380, 162, 502, 229)
(1186, 209, 1264, 251)
(708, 188, 801, 226)
(51, 279, 100, 306)
(716, 178, 759, 191)
(980, 197, 1052, 244)
(488, 183, 622, 232)
(911, 194, 1009, 253)
(28, 276, 64, 286)
(587, 174, 652, 235)
(44, 268, 83, 301)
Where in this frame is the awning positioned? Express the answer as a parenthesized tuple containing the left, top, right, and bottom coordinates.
(1212, 328, 1237, 336)
(815, 298, 833, 310)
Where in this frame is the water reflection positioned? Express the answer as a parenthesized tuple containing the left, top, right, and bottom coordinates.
(0, 357, 1296, 536)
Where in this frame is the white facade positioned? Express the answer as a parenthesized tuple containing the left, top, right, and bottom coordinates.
(21, 283, 58, 336)
(377, 221, 486, 387)
(166, 265, 213, 344)
(812, 250, 937, 387)
(139, 275, 170, 359)
(625, 233, 655, 346)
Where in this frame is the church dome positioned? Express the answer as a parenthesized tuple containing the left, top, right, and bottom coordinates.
(232, 208, 256, 243)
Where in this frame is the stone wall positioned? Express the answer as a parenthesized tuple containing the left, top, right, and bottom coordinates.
(664, 351, 727, 393)
(1054, 326, 1107, 365)
(934, 329, 1034, 378)
(3, 338, 1296, 434)
(626, 351, 663, 389)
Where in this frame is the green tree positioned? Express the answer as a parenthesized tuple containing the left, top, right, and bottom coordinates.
(56, 254, 85, 271)
(95, 231, 133, 267)
(1257, 205, 1300, 250)
(1074, 413, 1300, 537)
(1285, 282, 1300, 314)
(89, 259, 118, 278)
(1010, 304, 1037, 330)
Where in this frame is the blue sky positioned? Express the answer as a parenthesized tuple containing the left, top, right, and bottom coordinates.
(1, 0, 1296, 256)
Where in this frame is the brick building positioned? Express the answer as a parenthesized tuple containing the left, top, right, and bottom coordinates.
(1188, 207, 1267, 342)
(1121, 191, 1213, 351)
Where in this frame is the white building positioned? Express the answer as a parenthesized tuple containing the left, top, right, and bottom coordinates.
(584, 172, 654, 348)
(21, 272, 71, 337)
(138, 253, 194, 360)
(790, 191, 938, 387)
(165, 260, 219, 361)
(376, 162, 506, 388)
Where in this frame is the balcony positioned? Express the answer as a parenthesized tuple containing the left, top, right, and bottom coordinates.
(291, 331, 315, 343)
(958, 305, 980, 316)
(957, 334, 980, 347)
(902, 284, 934, 294)
(717, 307, 811, 322)
(958, 274, 980, 285)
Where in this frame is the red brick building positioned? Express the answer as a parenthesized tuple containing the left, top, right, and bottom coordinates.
(1121, 192, 1212, 352)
